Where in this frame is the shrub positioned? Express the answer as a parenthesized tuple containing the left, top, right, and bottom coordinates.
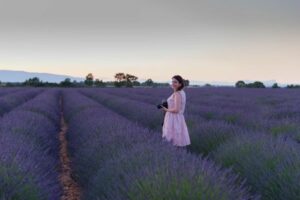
(212, 132, 300, 200)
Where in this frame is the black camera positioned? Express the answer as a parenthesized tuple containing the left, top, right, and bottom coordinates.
(157, 100, 168, 109)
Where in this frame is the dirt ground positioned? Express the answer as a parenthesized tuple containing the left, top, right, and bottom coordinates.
(59, 98, 81, 200)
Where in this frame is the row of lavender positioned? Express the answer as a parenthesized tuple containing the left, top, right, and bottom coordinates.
(95, 87, 300, 142)
(0, 88, 20, 97)
(0, 89, 61, 199)
(63, 90, 257, 200)
(99, 87, 300, 153)
(0, 88, 44, 116)
(80, 88, 300, 200)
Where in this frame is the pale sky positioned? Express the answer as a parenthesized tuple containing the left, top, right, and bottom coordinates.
(0, 0, 299, 83)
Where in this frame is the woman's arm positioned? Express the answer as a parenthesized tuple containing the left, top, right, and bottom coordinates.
(163, 92, 181, 113)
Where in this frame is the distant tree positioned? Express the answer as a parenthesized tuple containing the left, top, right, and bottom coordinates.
(183, 79, 190, 87)
(272, 83, 280, 89)
(23, 77, 44, 87)
(155, 82, 170, 88)
(143, 79, 154, 87)
(132, 80, 140, 86)
(235, 80, 246, 88)
(114, 73, 138, 87)
(204, 83, 212, 87)
(236, 80, 266, 88)
(43, 82, 59, 87)
(72, 80, 78, 86)
(85, 73, 94, 86)
(287, 84, 300, 89)
(105, 81, 115, 87)
(114, 72, 126, 87)
(95, 79, 106, 87)
(114, 73, 126, 82)
(125, 74, 138, 87)
(74, 80, 85, 87)
(247, 81, 265, 88)
(60, 78, 73, 87)
(6, 82, 16, 87)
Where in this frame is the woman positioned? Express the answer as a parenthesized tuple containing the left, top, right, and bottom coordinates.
(161, 75, 191, 147)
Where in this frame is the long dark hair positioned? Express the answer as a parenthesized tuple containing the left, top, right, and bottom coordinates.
(172, 75, 184, 91)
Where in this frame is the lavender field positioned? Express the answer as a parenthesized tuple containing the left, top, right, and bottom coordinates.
(1, 87, 300, 200)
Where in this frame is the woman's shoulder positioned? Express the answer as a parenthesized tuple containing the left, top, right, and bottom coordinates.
(173, 90, 185, 98)
(176, 90, 185, 95)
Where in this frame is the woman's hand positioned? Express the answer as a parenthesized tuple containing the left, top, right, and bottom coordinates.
(162, 106, 168, 112)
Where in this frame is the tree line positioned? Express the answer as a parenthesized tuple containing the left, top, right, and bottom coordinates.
(0, 74, 298, 88)
(235, 80, 300, 89)
(0, 73, 181, 88)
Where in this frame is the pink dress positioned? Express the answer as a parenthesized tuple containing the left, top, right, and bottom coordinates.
(162, 90, 191, 147)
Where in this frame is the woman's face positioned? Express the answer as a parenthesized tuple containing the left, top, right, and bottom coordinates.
(171, 78, 181, 90)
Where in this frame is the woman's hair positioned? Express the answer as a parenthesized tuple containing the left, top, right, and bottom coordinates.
(172, 75, 185, 91)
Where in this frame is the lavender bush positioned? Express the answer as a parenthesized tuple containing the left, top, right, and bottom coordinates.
(80, 89, 164, 130)
(211, 132, 300, 200)
(0, 88, 20, 97)
(1, 87, 299, 200)
(63, 90, 257, 200)
(78, 87, 300, 200)
(0, 88, 42, 116)
(89, 142, 257, 200)
(0, 89, 61, 199)
(188, 117, 242, 155)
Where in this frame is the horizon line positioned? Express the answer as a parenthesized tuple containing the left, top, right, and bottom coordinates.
(0, 69, 299, 86)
